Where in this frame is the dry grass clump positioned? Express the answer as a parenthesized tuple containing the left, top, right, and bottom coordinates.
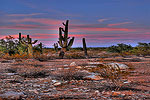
(34, 53, 55, 61)
(52, 66, 88, 81)
(65, 52, 85, 59)
(65, 51, 99, 59)
(84, 63, 130, 86)
(7, 60, 50, 78)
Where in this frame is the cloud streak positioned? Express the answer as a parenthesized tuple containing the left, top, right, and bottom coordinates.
(7, 13, 44, 17)
(98, 18, 109, 22)
(10, 18, 63, 25)
(108, 22, 133, 27)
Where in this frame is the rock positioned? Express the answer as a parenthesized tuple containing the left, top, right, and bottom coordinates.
(106, 63, 129, 70)
(4, 73, 16, 76)
(53, 82, 62, 86)
(85, 65, 97, 68)
(83, 74, 104, 80)
(111, 91, 125, 97)
(76, 66, 82, 69)
(64, 64, 68, 67)
(0, 91, 24, 100)
(88, 62, 103, 64)
(111, 91, 121, 96)
(52, 80, 62, 86)
(70, 62, 76, 66)
(95, 90, 101, 96)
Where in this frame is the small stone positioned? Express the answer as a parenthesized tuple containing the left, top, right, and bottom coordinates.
(76, 66, 82, 69)
(70, 62, 76, 66)
(111, 91, 121, 96)
(53, 82, 61, 86)
(5, 73, 16, 76)
(95, 90, 101, 96)
(84, 75, 104, 80)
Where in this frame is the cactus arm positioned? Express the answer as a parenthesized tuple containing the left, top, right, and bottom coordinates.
(62, 23, 66, 26)
(20, 40, 25, 45)
(59, 27, 63, 38)
(58, 40, 63, 47)
(27, 35, 30, 42)
(32, 40, 38, 44)
(64, 20, 69, 39)
(67, 37, 74, 49)
(22, 39, 28, 44)
(61, 28, 65, 33)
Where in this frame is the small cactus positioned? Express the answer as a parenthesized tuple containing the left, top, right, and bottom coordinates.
(82, 38, 88, 58)
(53, 43, 58, 52)
(21, 34, 38, 57)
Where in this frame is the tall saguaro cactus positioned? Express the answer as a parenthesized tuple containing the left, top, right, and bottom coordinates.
(21, 35, 38, 57)
(58, 20, 75, 58)
(82, 38, 88, 58)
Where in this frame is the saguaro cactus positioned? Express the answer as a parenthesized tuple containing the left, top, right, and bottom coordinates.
(58, 20, 75, 58)
(21, 35, 38, 57)
(82, 38, 88, 58)
(19, 33, 22, 42)
(53, 43, 58, 52)
(39, 42, 43, 54)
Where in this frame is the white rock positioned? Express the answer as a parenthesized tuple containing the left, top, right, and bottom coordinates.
(88, 62, 103, 64)
(70, 62, 76, 66)
(106, 63, 129, 70)
(53, 82, 61, 86)
(64, 64, 68, 67)
(5, 73, 16, 75)
(83, 74, 104, 80)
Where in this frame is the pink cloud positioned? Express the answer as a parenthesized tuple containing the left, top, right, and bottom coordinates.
(32, 33, 86, 39)
(75, 27, 135, 32)
(0, 24, 57, 30)
(10, 18, 63, 25)
(108, 22, 133, 27)
(7, 13, 44, 17)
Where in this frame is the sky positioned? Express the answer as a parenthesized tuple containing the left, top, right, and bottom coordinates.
(0, 0, 150, 47)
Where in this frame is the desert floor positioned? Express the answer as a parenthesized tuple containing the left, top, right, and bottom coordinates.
(0, 56, 150, 100)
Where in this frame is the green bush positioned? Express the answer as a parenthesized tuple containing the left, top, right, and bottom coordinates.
(130, 42, 150, 56)
(107, 43, 133, 53)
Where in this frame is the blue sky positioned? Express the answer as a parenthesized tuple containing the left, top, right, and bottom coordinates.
(0, 0, 150, 47)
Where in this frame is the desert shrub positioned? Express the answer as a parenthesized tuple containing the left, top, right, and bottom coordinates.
(53, 66, 87, 81)
(0, 36, 19, 55)
(9, 60, 50, 78)
(130, 42, 150, 56)
(85, 63, 129, 86)
(34, 52, 57, 61)
(107, 43, 133, 53)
